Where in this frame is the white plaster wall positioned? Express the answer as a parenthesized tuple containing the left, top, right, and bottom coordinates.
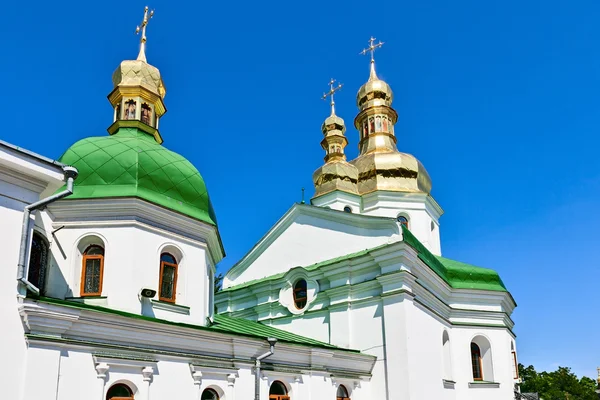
(0, 197, 30, 400)
(228, 214, 399, 287)
(36, 212, 212, 326)
(19, 344, 373, 400)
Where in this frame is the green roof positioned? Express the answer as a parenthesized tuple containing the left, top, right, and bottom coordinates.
(222, 227, 507, 293)
(58, 127, 217, 226)
(401, 226, 507, 292)
(211, 314, 352, 351)
(33, 296, 355, 352)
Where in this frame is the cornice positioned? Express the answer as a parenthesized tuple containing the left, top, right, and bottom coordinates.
(47, 197, 223, 264)
(361, 190, 444, 219)
(20, 298, 375, 375)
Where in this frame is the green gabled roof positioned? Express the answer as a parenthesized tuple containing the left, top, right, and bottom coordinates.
(221, 227, 507, 294)
(58, 128, 217, 226)
(211, 314, 355, 351)
(400, 226, 507, 292)
(33, 297, 356, 352)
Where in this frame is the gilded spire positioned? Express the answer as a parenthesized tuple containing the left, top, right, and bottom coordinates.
(360, 37, 384, 81)
(322, 79, 343, 116)
(312, 79, 358, 198)
(135, 6, 154, 62)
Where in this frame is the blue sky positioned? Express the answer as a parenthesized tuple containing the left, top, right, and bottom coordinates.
(2, 0, 599, 379)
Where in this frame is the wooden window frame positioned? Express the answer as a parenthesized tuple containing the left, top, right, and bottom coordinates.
(293, 279, 307, 310)
(471, 343, 483, 381)
(159, 256, 178, 303)
(512, 351, 519, 379)
(80, 245, 104, 297)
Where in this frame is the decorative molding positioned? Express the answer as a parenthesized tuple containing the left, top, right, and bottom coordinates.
(443, 379, 455, 389)
(468, 381, 500, 388)
(151, 300, 190, 315)
(95, 362, 109, 379)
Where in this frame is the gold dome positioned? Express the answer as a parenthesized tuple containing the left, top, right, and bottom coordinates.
(356, 63, 393, 112)
(112, 59, 166, 99)
(351, 151, 432, 194)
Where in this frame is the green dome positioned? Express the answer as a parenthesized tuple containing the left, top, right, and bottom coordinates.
(58, 128, 217, 226)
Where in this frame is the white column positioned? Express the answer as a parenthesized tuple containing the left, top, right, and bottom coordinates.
(227, 373, 236, 400)
(142, 366, 154, 400)
(95, 363, 109, 400)
(294, 377, 301, 399)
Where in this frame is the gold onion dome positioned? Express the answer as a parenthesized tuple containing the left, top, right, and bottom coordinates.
(313, 80, 359, 197)
(351, 38, 432, 195)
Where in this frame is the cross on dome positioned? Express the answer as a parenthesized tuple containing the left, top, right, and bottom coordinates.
(360, 37, 384, 80)
(135, 6, 154, 62)
(322, 79, 343, 116)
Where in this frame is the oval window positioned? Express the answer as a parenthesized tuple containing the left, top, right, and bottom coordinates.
(293, 279, 308, 309)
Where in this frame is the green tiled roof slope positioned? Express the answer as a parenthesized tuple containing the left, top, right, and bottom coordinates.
(401, 226, 507, 292)
(58, 128, 217, 226)
(211, 314, 354, 351)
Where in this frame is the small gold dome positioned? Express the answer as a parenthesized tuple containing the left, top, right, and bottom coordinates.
(356, 64, 393, 112)
(313, 161, 359, 196)
(112, 59, 166, 99)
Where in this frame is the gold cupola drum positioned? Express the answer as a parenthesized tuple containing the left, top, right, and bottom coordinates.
(312, 79, 359, 198)
(351, 38, 432, 195)
(107, 6, 167, 144)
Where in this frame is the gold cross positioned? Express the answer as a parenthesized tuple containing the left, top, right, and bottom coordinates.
(135, 6, 154, 61)
(322, 79, 343, 115)
(360, 37, 384, 62)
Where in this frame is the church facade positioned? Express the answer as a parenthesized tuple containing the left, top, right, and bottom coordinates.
(1, 11, 519, 400)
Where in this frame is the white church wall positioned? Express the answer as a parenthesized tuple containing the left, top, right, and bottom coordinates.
(0, 145, 66, 400)
(36, 212, 212, 326)
(226, 211, 400, 288)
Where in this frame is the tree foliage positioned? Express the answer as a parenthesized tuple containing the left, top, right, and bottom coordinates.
(519, 364, 598, 400)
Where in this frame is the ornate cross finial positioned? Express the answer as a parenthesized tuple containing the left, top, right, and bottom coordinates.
(135, 6, 154, 62)
(322, 79, 343, 115)
(360, 37, 384, 79)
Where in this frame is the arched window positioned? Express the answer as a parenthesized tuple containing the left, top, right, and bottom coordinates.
(106, 383, 133, 400)
(159, 253, 178, 303)
(471, 343, 483, 381)
(81, 245, 104, 296)
(124, 99, 137, 120)
(397, 215, 409, 229)
(343, 206, 352, 213)
(511, 342, 519, 379)
(470, 336, 494, 382)
(269, 381, 289, 400)
(293, 279, 308, 309)
(337, 385, 350, 400)
(201, 388, 219, 400)
(442, 330, 453, 381)
(28, 232, 49, 294)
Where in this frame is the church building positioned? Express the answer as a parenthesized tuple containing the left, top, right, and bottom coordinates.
(1, 8, 519, 400)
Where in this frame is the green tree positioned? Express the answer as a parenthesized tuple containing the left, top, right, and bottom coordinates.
(518, 364, 599, 400)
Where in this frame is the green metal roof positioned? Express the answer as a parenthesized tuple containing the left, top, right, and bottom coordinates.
(211, 314, 353, 351)
(401, 226, 507, 292)
(57, 127, 217, 226)
(221, 227, 507, 293)
(33, 297, 356, 352)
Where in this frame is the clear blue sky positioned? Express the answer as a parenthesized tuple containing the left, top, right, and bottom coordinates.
(2, 0, 599, 379)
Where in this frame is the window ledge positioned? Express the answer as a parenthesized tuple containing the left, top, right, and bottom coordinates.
(65, 296, 108, 306)
(443, 379, 455, 389)
(468, 381, 500, 388)
(151, 300, 190, 315)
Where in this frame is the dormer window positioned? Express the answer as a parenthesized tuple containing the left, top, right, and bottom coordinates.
(293, 279, 308, 309)
(159, 253, 178, 303)
(124, 99, 137, 120)
(141, 103, 152, 125)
